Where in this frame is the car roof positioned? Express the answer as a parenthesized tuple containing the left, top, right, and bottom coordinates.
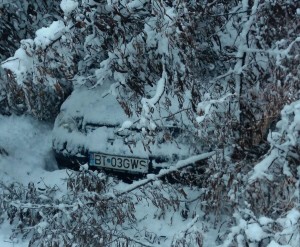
(60, 85, 132, 126)
(60, 84, 191, 129)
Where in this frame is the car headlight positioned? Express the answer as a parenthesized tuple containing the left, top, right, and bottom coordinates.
(56, 112, 78, 133)
(60, 120, 77, 133)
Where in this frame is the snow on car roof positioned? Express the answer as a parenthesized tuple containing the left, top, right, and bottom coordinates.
(60, 83, 191, 129)
(60, 85, 133, 126)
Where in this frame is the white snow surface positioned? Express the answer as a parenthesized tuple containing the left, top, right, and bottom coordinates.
(60, 0, 78, 16)
(0, 115, 58, 183)
(1, 21, 66, 85)
(34, 21, 66, 49)
(245, 222, 266, 242)
(1, 41, 34, 85)
(267, 241, 292, 247)
(0, 115, 65, 246)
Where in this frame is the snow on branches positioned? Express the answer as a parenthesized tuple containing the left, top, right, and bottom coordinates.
(217, 100, 300, 247)
(0, 161, 212, 247)
(1, 19, 74, 119)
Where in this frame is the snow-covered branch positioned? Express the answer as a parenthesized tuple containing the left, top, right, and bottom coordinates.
(116, 151, 215, 197)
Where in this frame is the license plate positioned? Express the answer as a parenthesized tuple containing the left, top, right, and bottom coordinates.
(89, 152, 149, 173)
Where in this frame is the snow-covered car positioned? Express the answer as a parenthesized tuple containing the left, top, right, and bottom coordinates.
(52, 85, 201, 178)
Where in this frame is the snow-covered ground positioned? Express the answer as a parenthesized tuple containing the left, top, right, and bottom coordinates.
(0, 115, 65, 246)
(0, 115, 60, 184)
